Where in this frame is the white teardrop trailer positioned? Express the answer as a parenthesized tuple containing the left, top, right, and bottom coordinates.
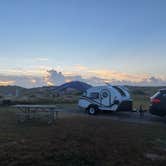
(78, 84, 133, 115)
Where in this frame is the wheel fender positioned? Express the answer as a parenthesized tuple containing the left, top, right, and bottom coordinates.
(87, 104, 98, 110)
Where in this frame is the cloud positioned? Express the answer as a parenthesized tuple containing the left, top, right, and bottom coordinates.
(0, 75, 44, 88)
(44, 70, 166, 86)
(0, 80, 15, 86)
(0, 68, 47, 76)
(138, 76, 166, 86)
(85, 69, 149, 83)
(44, 70, 65, 86)
(0, 68, 165, 88)
(35, 58, 49, 61)
(72, 64, 89, 71)
(63, 65, 151, 83)
(13, 76, 44, 88)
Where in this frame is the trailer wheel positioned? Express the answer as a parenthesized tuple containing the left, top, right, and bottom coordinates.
(87, 106, 97, 115)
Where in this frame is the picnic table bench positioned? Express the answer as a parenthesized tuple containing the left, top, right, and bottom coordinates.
(14, 105, 60, 124)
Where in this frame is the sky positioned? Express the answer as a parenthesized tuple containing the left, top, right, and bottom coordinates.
(0, 0, 166, 87)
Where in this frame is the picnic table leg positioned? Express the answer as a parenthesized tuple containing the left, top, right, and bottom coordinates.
(52, 111, 55, 123)
(16, 108, 26, 124)
(48, 110, 54, 125)
(26, 108, 31, 120)
(32, 110, 36, 120)
(48, 110, 51, 124)
(55, 111, 58, 120)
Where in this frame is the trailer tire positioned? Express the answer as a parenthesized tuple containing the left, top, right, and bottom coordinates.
(87, 106, 97, 115)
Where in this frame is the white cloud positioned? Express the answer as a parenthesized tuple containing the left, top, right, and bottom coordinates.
(0, 69, 166, 88)
(35, 58, 49, 61)
(0, 80, 15, 86)
(44, 70, 65, 86)
(44, 70, 166, 87)
(0, 75, 44, 88)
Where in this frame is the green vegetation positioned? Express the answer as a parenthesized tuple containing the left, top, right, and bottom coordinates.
(129, 86, 165, 110)
(0, 85, 165, 109)
(132, 94, 149, 110)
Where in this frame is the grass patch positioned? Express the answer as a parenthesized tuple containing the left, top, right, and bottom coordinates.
(0, 106, 165, 165)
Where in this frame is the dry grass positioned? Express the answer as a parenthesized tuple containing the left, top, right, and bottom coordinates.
(0, 106, 165, 165)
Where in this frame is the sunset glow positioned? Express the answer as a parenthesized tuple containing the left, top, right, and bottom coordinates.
(0, 0, 165, 87)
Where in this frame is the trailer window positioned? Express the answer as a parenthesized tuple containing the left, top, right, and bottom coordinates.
(102, 92, 108, 98)
(82, 92, 87, 97)
(89, 92, 99, 99)
(113, 86, 126, 96)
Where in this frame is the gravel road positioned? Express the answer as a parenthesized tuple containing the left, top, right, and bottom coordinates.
(59, 106, 166, 125)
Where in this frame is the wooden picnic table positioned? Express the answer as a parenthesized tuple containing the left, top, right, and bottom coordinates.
(14, 105, 59, 124)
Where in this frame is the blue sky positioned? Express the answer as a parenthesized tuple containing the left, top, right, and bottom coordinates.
(0, 0, 166, 87)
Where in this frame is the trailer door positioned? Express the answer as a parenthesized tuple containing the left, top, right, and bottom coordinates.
(101, 89, 111, 106)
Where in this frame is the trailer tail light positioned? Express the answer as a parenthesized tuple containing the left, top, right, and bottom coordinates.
(151, 98, 160, 104)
